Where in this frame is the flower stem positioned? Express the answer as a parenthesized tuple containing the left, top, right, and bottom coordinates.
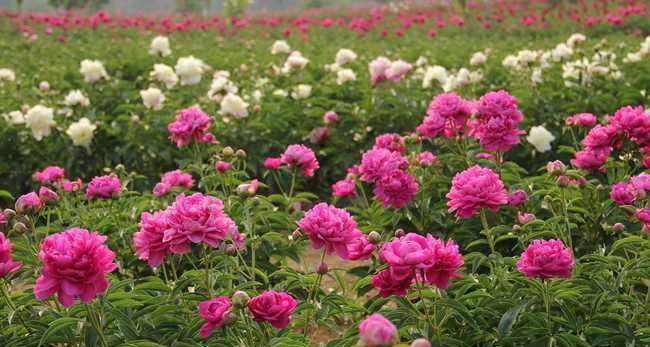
(480, 209, 495, 254)
(1, 280, 31, 333)
(288, 170, 297, 199)
(303, 250, 327, 338)
(85, 303, 107, 347)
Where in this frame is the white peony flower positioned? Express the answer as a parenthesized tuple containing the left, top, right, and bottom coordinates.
(552, 43, 573, 62)
(470, 52, 487, 65)
(335, 49, 358, 66)
(623, 52, 642, 63)
(566, 33, 586, 48)
(79, 60, 108, 83)
(0, 68, 16, 84)
(516, 50, 538, 66)
(207, 76, 238, 99)
(150, 63, 178, 89)
(291, 84, 312, 99)
(39, 81, 50, 92)
(63, 90, 90, 107)
(140, 87, 165, 110)
(24, 105, 56, 141)
(469, 70, 483, 83)
(415, 56, 428, 67)
(66, 117, 97, 148)
(175, 56, 209, 86)
(220, 93, 249, 118)
(531, 68, 543, 84)
(270, 40, 291, 55)
(502, 55, 519, 69)
(422, 65, 448, 88)
(527, 125, 555, 152)
(273, 89, 288, 97)
(283, 51, 309, 72)
(3, 110, 25, 125)
(336, 68, 357, 85)
(149, 36, 172, 57)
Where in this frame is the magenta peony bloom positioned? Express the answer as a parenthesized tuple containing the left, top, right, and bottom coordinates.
(380, 233, 434, 270)
(346, 234, 375, 261)
(0, 232, 22, 278)
(416, 113, 446, 139)
(571, 148, 610, 171)
(581, 125, 617, 150)
(323, 111, 339, 124)
(419, 92, 473, 138)
(133, 211, 170, 268)
(631, 173, 650, 192)
(153, 170, 194, 197)
(358, 313, 398, 347)
(635, 208, 650, 231)
(373, 133, 405, 153)
(198, 296, 233, 338)
(417, 151, 438, 167)
(331, 179, 357, 198)
(167, 107, 215, 148)
(15, 192, 43, 214)
(60, 178, 82, 192)
(446, 165, 508, 218)
(422, 238, 464, 289)
(507, 189, 528, 206)
(609, 106, 650, 146)
(516, 239, 574, 279)
(34, 228, 117, 307)
(472, 90, 524, 152)
(33, 166, 66, 184)
(309, 126, 331, 144)
(359, 148, 408, 183)
(373, 170, 419, 209)
(372, 268, 414, 297)
(281, 144, 319, 177)
(247, 291, 297, 329)
(298, 203, 360, 260)
(85, 175, 121, 200)
(162, 193, 239, 254)
(566, 113, 597, 127)
(215, 161, 233, 173)
(264, 157, 282, 170)
(38, 186, 59, 203)
(610, 182, 638, 205)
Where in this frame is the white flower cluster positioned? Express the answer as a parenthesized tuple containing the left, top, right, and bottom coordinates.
(150, 64, 179, 89)
(149, 36, 172, 57)
(175, 56, 209, 86)
(623, 36, 650, 63)
(562, 51, 622, 87)
(80, 60, 108, 83)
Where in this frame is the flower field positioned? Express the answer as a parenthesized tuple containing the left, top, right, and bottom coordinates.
(1, 1, 650, 346)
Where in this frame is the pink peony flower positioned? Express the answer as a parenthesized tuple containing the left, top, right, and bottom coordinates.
(517, 212, 536, 225)
(372, 268, 414, 297)
(507, 189, 528, 206)
(309, 126, 331, 145)
(60, 178, 82, 192)
(566, 113, 597, 127)
(368, 57, 392, 85)
(446, 165, 508, 218)
(323, 111, 339, 124)
(162, 193, 239, 254)
(346, 234, 375, 261)
(581, 125, 617, 150)
(358, 313, 398, 347)
(631, 173, 650, 192)
(373, 133, 405, 153)
(516, 239, 574, 279)
(359, 148, 408, 183)
(281, 144, 319, 177)
(635, 208, 650, 231)
(331, 179, 357, 198)
(416, 113, 445, 139)
(247, 291, 297, 329)
(167, 107, 215, 148)
(546, 160, 567, 176)
(422, 237, 463, 289)
(385, 60, 413, 81)
(417, 151, 438, 167)
(298, 203, 360, 260)
(198, 296, 233, 338)
(15, 192, 43, 214)
(85, 175, 121, 200)
(373, 170, 419, 209)
(215, 161, 233, 173)
(133, 211, 170, 267)
(38, 186, 59, 203)
(610, 182, 638, 205)
(264, 157, 283, 170)
(34, 228, 117, 307)
(609, 106, 649, 146)
(33, 166, 66, 184)
(0, 232, 22, 278)
(571, 148, 610, 171)
(420, 92, 473, 138)
(380, 233, 433, 270)
(472, 90, 524, 152)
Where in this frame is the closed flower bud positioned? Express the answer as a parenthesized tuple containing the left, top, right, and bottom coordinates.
(368, 231, 381, 244)
(546, 160, 566, 176)
(512, 224, 522, 231)
(232, 291, 250, 307)
(225, 244, 238, 256)
(3, 209, 16, 219)
(411, 338, 432, 347)
(222, 146, 234, 156)
(556, 175, 570, 188)
(235, 149, 247, 158)
(394, 228, 405, 238)
(13, 222, 28, 233)
(612, 223, 625, 233)
(316, 261, 329, 274)
(223, 311, 238, 325)
(291, 229, 302, 239)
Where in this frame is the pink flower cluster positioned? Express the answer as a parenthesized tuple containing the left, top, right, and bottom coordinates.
(85, 175, 122, 200)
(198, 296, 233, 338)
(471, 90, 524, 152)
(298, 203, 374, 261)
(609, 172, 650, 206)
(572, 106, 649, 171)
(566, 113, 597, 127)
(247, 290, 298, 329)
(369, 57, 412, 85)
(280, 144, 320, 177)
(32, 166, 82, 192)
(34, 228, 117, 307)
(0, 232, 22, 278)
(634, 208, 650, 232)
(153, 170, 194, 197)
(416, 93, 474, 139)
(167, 107, 215, 148)
(358, 313, 398, 347)
(372, 233, 463, 296)
(133, 193, 244, 267)
(516, 239, 574, 279)
(446, 165, 508, 218)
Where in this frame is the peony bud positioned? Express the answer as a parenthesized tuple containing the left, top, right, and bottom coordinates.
(13, 222, 28, 233)
(612, 223, 625, 233)
(517, 212, 536, 225)
(316, 261, 329, 274)
(394, 228, 405, 238)
(235, 149, 247, 158)
(232, 291, 251, 307)
(223, 311, 238, 325)
(222, 146, 234, 157)
(546, 160, 566, 176)
(3, 209, 16, 219)
(368, 231, 381, 244)
(411, 338, 432, 347)
(556, 175, 570, 188)
(291, 229, 302, 239)
(39, 81, 50, 92)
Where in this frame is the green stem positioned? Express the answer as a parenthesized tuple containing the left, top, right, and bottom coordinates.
(1, 280, 31, 333)
(480, 209, 495, 254)
(288, 170, 297, 199)
(542, 280, 552, 332)
(303, 250, 327, 338)
(85, 303, 107, 347)
(560, 189, 573, 249)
